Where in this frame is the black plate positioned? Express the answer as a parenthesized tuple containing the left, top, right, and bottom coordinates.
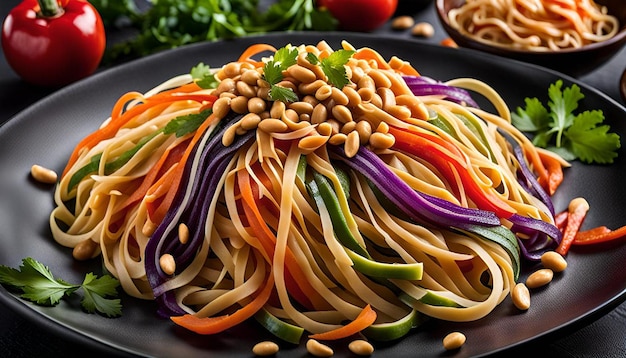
(1, 33, 625, 358)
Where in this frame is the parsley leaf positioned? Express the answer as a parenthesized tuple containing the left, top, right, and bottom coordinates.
(190, 63, 218, 89)
(164, 109, 213, 137)
(511, 80, 620, 164)
(263, 46, 299, 102)
(0, 257, 122, 317)
(566, 110, 620, 164)
(306, 52, 320, 66)
(81, 273, 122, 317)
(548, 80, 582, 147)
(0, 258, 78, 306)
(306, 50, 355, 88)
(512, 97, 549, 132)
(269, 85, 299, 103)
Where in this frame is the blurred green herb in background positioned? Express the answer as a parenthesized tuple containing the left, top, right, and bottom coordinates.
(89, 0, 337, 64)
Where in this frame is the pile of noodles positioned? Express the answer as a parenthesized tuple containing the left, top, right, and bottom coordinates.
(448, 0, 619, 51)
(49, 41, 565, 341)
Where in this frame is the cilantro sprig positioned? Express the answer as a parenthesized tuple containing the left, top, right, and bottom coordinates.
(191, 63, 219, 90)
(263, 46, 299, 103)
(512, 80, 620, 164)
(0, 257, 122, 317)
(306, 49, 355, 88)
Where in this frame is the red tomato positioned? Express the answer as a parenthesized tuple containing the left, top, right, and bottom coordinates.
(318, 0, 398, 32)
(1, 0, 106, 87)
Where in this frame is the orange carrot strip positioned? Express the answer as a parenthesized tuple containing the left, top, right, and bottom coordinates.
(353, 48, 392, 70)
(119, 138, 189, 212)
(238, 169, 328, 310)
(556, 197, 589, 255)
(308, 304, 377, 340)
(170, 274, 274, 335)
(238, 43, 277, 66)
(393, 61, 421, 76)
(62, 93, 216, 177)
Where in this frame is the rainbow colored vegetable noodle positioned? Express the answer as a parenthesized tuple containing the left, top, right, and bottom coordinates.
(49, 40, 564, 342)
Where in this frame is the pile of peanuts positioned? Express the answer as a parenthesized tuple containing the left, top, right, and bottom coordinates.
(252, 338, 375, 357)
(208, 44, 429, 158)
(511, 250, 568, 311)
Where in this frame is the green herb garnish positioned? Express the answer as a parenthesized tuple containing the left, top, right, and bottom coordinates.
(93, 0, 337, 65)
(0, 257, 122, 317)
(164, 108, 213, 137)
(191, 63, 219, 89)
(306, 49, 355, 88)
(263, 46, 299, 102)
(512, 79, 620, 164)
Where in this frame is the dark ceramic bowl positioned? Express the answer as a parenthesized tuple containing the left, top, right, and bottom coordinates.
(436, 0, 626, 76)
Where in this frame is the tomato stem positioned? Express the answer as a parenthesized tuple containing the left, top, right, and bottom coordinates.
(38, 0, 63, 18)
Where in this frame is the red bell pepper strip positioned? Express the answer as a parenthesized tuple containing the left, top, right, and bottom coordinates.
(536, 150, 564, 196)
(573, 225, 626, 246)
(554, 209, 569, 231)
(556, 197, 589, 255)
(2, 0, 106, 86)
(388, 126, 516, 218)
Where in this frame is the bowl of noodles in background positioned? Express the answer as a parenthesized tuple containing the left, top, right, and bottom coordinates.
(435, 0, 626, 76)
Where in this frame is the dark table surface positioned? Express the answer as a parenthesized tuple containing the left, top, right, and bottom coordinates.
(1, 1, 625, 357)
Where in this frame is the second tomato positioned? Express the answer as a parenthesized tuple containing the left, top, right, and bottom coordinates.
(318, 0, 398, 32)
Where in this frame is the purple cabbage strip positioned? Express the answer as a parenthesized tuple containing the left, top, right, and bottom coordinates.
(330, 144, 523, 277)
(495, 130, 561, 260)
(329, 145, 500, 228)
(499, 130, 555, 215)
(145, 113, 254, 317)
(509, 213, 561, 261)
(402, 75, 480, 108)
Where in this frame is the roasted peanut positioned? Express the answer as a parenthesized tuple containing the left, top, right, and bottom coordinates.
(230, 96, 249, 114)
(72, 239, 99, 261)
(159, 254, 176, 275)
(240, 113, 262, 131)
(412, 22, 435, 38)
(329, 133, 347, 145)
(247, 97, 267, 114)
(31, 164, 58, 184)
(306, 339, 333, 357)
(344, 131, 361, 158)
(252, 341, 279, 356)
(236, 80, 257, 98)
(541, 251, 567, 272)
(442, 331, 466, 351)
(391, 16, 415, 30)
(526, 268, 554, 289)
(212, 97, 232, 118)
(511, 282, 531, 310)
(258, 118, 289, 133)
(348, 340, 374, 356)
(332, 105, 353, 123)
(178, 223, 190, 244)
